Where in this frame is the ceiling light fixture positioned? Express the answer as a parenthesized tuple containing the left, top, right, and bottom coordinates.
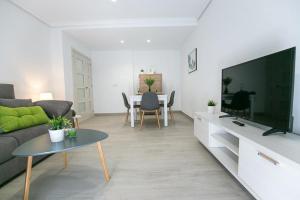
(120, 40, 125, 44)
(111, 0, 117, 2)
(146, 39, 151, 43)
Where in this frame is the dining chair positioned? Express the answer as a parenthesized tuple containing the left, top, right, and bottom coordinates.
(140, 92, 161, 129)
(122, 92, 140, 123)
(160, 90, 175, 120)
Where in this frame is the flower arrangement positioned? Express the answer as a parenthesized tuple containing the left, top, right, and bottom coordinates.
(144, 78, 155, 92)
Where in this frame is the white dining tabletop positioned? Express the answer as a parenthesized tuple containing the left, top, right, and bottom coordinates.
(129, 94, 168, 128)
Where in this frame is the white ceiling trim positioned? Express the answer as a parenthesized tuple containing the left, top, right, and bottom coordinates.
(51, 18, 198, 30)
(8, 0, 212, 30)
(9, 0, 50, 27)
(197, 0, 213, 21)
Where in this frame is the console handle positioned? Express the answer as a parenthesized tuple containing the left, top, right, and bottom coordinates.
(258, 152, 279, 166)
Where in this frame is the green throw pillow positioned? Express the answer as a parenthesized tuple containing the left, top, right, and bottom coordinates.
(0, 106, 50, 133)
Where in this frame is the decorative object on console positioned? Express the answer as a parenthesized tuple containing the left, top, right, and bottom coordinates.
(207, 100, 217, 114)
(144, 77, 155, 92)
(48, 116, 72, 142)
(40, 92, 53, 100)
(188, 48, 197, 73)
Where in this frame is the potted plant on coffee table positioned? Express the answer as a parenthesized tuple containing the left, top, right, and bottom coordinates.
(144, 78, 155, 92)
(207, 100, 217, 114)
(48, 116, 72, 143)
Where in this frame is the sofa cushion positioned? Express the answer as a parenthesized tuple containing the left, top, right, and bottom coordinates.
(0, 106, 49, 133)
(34, 100, 73, 118)
(0, 84, 15, 99)
(0, 99, 33, 108)
(0, 136, 18, 164)
(7, 124, 48, 145)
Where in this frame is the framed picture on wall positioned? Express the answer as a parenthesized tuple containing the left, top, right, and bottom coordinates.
(188, 48, 197, 73)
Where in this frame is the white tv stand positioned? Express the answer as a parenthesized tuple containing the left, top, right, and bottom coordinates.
(194, 112, 300, 200)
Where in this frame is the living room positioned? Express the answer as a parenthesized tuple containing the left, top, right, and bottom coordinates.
(0, 0, 299, 199)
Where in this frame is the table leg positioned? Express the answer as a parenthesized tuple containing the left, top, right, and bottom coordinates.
(96, 142, 110, 182)
(164, 98, 168, 126)
(64, 152, 68, 169)
(75, 118, 80, 129)
(24, 156, 33, 200)
(130, 98, 134, 127)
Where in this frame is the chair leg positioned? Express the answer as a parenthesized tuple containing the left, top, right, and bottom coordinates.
(155, 110, 161, 128)
(140, 111, 145, 129)
(125, 109, 129, 123)
(139, 109, 142, 121)
(169, 107, 174, 121)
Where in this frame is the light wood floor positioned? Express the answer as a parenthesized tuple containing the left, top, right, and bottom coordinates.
(0, 113, 254, 200)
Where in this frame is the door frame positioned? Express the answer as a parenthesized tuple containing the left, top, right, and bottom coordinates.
(72, 49, 94, 121)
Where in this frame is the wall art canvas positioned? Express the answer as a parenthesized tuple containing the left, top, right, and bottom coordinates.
(188, 48, 197, 73)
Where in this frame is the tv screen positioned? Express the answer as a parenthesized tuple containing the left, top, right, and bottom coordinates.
(221, 47, 296, 132)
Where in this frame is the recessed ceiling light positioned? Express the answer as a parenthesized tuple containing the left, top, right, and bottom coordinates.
(120, 40, 125, 44)
(146, 39, 151, 43)
(111, 0, 117, 2)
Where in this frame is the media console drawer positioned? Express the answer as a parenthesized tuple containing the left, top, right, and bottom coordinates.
(238, 139, 300, 200)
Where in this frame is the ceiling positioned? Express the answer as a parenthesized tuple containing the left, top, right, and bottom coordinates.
(10, 0, 211, 50)
(64, 26, 196, 50)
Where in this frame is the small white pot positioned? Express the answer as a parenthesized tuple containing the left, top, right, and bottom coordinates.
(48, 129, 65, 143)
(208, 106, 216, 114)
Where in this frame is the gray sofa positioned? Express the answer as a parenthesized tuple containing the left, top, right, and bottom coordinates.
(0, 84, 74, 186)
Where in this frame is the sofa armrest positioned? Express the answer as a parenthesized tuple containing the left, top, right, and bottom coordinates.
(34, 100, 73, 118)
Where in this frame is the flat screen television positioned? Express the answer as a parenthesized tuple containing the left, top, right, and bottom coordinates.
(221, 47, 296, 135)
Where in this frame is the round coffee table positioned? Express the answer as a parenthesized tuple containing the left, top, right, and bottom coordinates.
(13, 129, 110, 200)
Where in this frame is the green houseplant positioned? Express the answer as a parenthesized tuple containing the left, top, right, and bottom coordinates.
(48, 116, 72, 142)
(207, 100, 217, 114)
(144, 78, 155, 92)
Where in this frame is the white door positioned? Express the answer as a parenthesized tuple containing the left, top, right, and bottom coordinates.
(72, 50, 94, 121)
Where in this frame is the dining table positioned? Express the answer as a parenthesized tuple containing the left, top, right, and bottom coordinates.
(129, 94, 168, 128)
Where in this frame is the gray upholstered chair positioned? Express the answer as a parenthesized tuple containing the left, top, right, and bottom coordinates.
(140, 92, 160, 128)
(122, 92, 140, 123)
(160, 90, 175, 120)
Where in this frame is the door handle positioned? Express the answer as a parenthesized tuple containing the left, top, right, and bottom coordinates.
(257, 152, 279, 166)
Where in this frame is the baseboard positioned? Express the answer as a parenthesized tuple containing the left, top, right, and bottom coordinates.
(94, 110, 193, 120)
(179, 111, 193, 121)
(94, 113, 125, 116)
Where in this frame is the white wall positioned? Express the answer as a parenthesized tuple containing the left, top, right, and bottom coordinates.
(181, 0, 300, 132)
(0, 1, 92, 102)
(0, 1, 52, 100)
(92, 50, 181, 113)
